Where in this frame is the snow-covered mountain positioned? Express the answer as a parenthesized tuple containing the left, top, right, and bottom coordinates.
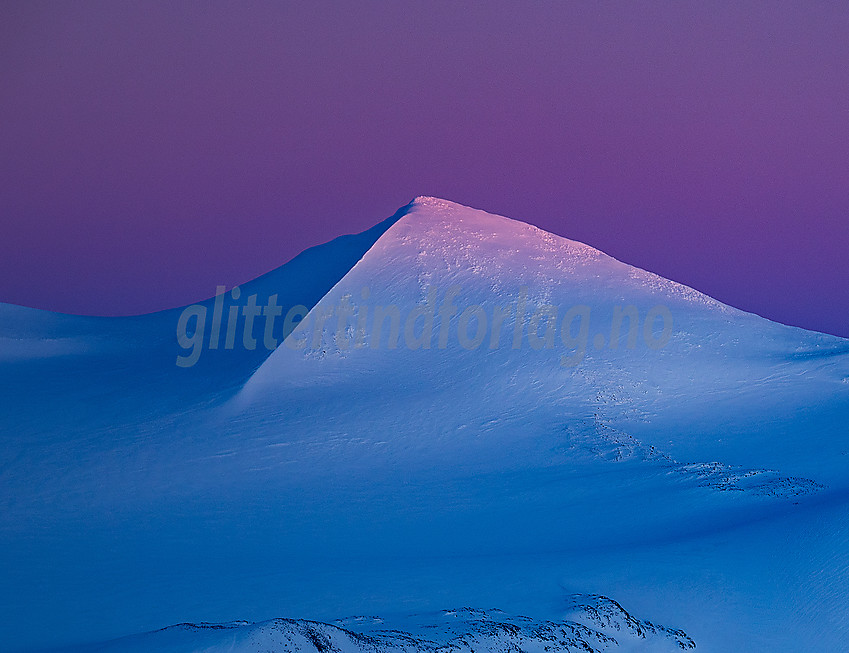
(1, 198, 847, 652)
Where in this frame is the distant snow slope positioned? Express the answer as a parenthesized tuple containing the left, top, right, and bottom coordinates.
(1, 198, 847, 652)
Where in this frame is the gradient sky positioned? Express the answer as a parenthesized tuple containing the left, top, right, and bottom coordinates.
(1, 1, 848, 337)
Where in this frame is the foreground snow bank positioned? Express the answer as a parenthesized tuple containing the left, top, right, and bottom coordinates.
(64, 597, 694, 653)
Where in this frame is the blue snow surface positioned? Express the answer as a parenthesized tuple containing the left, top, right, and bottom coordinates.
(1, 198, 847, 653)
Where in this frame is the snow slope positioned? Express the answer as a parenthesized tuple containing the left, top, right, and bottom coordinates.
(1, 198, 847, 652)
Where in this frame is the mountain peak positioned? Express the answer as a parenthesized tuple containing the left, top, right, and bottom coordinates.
(409, 195, 475, 210)
(382, 198, 735, 314)
(407, 196, 520, 223)
(404, 196, 497, 222)
(380, 196, 622, 282)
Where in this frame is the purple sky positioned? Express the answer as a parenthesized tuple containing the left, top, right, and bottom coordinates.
(2, 2, 848, 337)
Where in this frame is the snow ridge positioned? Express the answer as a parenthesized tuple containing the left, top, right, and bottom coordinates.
(78, 598, 695, 652)
(564, 418, 825, 498)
